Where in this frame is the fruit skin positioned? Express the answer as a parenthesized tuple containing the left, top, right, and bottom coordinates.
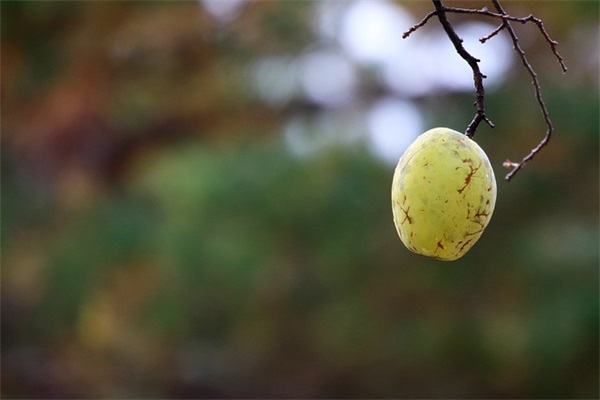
(391, 127, 497, 261)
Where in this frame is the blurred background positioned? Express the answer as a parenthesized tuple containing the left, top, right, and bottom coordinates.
(1, 0, 598, 398)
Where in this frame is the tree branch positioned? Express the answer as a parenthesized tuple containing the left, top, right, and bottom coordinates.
(479, 23, 505, 43)
(402, 0, 567, 181)
(432, 0, 493, 138)
(402, 10, 437, 39)
(491, 0, 560, 181)
(440, 5, 567, 72)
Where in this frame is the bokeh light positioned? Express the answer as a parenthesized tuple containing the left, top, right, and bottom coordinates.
(366, 97, 423, 164)
(299, 49, 357, 108)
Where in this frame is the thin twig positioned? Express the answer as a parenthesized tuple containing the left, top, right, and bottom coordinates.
(402, 0, 567, 180)
(403, 10, 437, 39)
(479, 23, 505, 43)
(404, 3, 567, 71)
(490, 0, 556, 181)
(432, 0, 494, 138)
(443, 5, 567, 72)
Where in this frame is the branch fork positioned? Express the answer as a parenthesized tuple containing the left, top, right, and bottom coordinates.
(404, 0, 566, 181)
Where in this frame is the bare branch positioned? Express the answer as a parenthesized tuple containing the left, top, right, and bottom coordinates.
(442, 5, 567, 72)
(479, 23, 505, 43)
(404, 0, 567, 180)
(490, 0, 556, 181)
(403, 10, 438, 39)
(432, 0, 494, 138)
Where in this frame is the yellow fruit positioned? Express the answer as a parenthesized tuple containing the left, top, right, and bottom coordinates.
(391, 127, 497, 261)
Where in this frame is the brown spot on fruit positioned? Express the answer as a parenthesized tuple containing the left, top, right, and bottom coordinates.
(401, 206, 412, 225)
(465, 227, 485, 236)
(457, 159, 482, 194)
(474, 210, 489, 219)
(456, 239, 473, 253)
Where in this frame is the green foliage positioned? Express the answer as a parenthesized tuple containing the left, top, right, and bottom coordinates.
(1, 1, 598, 398)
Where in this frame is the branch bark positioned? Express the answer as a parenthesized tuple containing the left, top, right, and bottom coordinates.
(490, 0, 559, 181)
(403, 0, 566, 181)
(432, 0, 493, 138)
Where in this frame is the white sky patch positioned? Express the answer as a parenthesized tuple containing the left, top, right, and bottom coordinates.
(313, 1, 347, 42)
(337, 0, 414, 65)
(267, 1, 516, 163)
(200, 0, 245, 22)
(432, 22, 514, 91)
(382, 39, 437, 97)
(384, 21, 514, 95)
(299, 50, 357, 108)
(366, 97, 422, 164)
